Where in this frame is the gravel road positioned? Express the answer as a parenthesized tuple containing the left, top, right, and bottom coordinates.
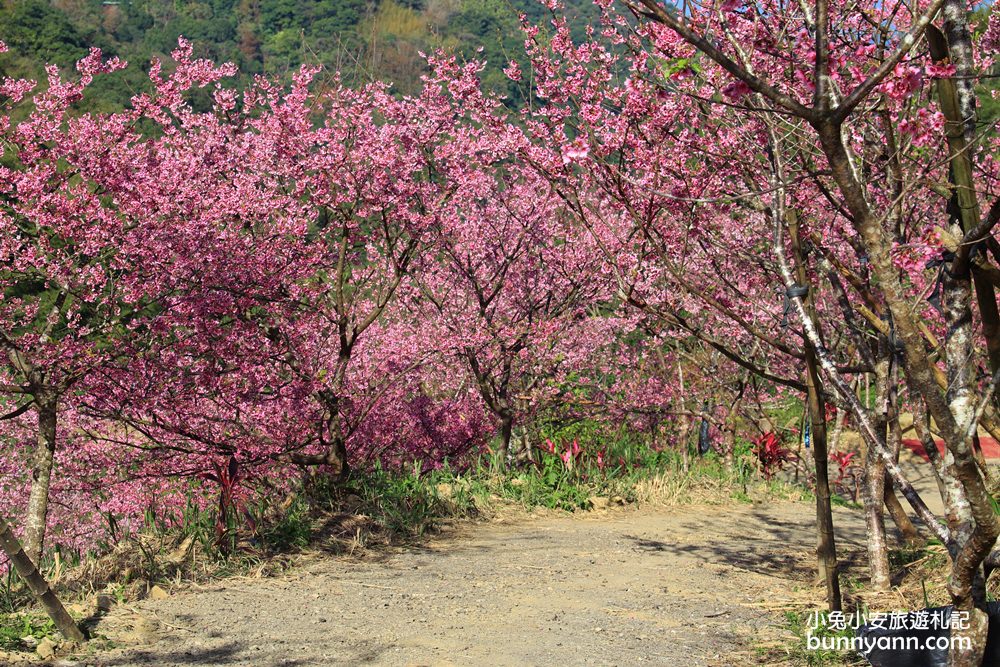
(88, 501, 870, 666)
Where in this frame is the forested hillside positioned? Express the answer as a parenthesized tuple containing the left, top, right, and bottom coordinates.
(0, 0, 598, 107)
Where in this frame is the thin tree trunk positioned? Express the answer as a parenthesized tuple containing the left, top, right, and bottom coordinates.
(679, 414, 692, 473)
(820, 108, 996, 662)
(789, 212, 843, 611)
(675, 357, 691, 472)
(940, 258, 995, 667)
(884, 367, 921, 544)
(498, 412, 513, 468)
(828, 406, 845, 454)
(805, 352, 843, 610)
(723, 409, 737, 463)
(332, 436, 349, 482)
(723, 383, 744, 463)
(0, 517, 84, 642)
(23, 392, 57, 566)
(930, 14, 1000, 487)
(860, 443, 890, 589)
(861, 352, 891, 591)
(884, 482, 921, 545)
(937, 8, 998, 664)
(520, 424, 536, 465)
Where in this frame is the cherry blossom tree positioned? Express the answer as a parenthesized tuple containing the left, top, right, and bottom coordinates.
(415, 123, 615, 462)
(518, 0, 998, 660)
(80, 49, 489, 485)
(0, 38, 236, 640)
(6, 5, 996, 660)
(513, 2, 853, 611)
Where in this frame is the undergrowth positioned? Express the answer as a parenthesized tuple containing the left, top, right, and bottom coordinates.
(0, 613, 55, 651)
(769, 610, 864, 666)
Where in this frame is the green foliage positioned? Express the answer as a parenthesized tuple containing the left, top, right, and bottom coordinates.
(830, 493, 862, 509)
(0, 0, 601, 110)
(0, 0, 88, 66)
(492, 457, 593, 510)
(261, 28, 303, 74)
(0, 613, 56, 651)
(765, 397, 807, 434)
(349, 462, 469, 536)
(0, 569, 30, 615)
(0, 421, 808, 619)
(260, 0, 299, 34)
(339, 420, 803, 519)
(973, 6, 999, 124)
(259, 496, 313, 551)
(155, 420, 804, 564)
(779, 610, 859, 666)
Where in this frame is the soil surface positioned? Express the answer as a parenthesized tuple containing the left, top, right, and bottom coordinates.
(83, 501, 872, 667)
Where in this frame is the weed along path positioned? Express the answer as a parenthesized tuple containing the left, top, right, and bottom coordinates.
(92, 501, 869, 666)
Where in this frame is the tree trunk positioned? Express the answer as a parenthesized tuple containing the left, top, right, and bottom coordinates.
(332, 435, 350, 482)
(861, 443, 891, 590)
(723, 403, 739, 464)
(930, 7, 1000, 452)
(0, 517, 84, 642)
(520, 424, 537, 465)
(883, 482, 921, 545)
(939, 268, 997, 667)
(679, 414, 692, 473)
(858, 437, 890, 581)
(675, 358, 691, 472)
(933, 11, 1000, 664)
(806, 354, 843, 610)
(498, 412, 513, 469)
(24, 392, 57, 567)
(860, 352, 892, 591)
(884, 372, 921, 545)
(789, 212, 842, 611)
(951, 605, 990, 667)
(828, 406, 845, 454)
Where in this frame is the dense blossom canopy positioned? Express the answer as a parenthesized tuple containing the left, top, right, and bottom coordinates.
(0, 8, 998, 652)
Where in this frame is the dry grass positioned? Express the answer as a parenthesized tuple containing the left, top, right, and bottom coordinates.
(53, 529, 299, 610)
(633, 469, 808, 506)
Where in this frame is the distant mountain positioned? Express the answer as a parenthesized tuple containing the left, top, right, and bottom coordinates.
(0, 0, 601, 109)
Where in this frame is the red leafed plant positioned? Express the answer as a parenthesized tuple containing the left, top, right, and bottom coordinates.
(829, 451, 859, 501)
(829, 451, 856, 485)
(204, 455, 254, 551)
(753, 432, 789, 480)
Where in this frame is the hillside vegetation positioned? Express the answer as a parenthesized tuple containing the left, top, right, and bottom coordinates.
(0, 0, 598, 107)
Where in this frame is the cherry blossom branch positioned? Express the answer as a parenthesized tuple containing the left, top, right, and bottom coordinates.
(624, 0, 815, 120)
(831, 0, 946, 122)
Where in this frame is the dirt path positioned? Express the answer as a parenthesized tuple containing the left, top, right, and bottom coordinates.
(89, 501, 870, 666)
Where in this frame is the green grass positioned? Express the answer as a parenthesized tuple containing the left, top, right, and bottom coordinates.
(0, 569, 30, 615)
(348, 463, 470, 536)
(210, 423, 807, 560)
(258, 494, 313, 551)
(778, 609, 862, 666)
(887, 545, 938, 571)
(328, 431, 805, 531)
(830, 494, 862, 510)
